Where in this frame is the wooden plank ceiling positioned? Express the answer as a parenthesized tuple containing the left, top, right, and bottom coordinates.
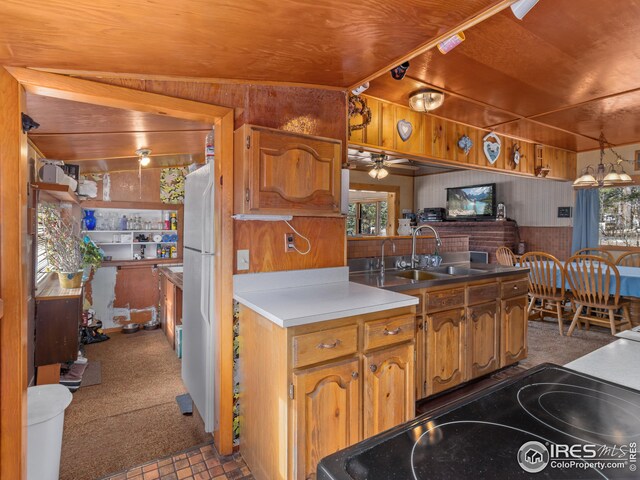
(26, 94, 210, 172)
(365, 0, 640, 151)
(3, 0, 640, 153)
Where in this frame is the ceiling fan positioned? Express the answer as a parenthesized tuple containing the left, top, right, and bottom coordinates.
(346, 148, 419, 178)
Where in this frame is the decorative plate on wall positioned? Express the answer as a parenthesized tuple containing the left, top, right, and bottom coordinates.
(483, 132, 501, 164)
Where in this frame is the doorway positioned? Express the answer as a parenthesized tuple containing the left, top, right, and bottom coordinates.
(0, 67, 235, 480)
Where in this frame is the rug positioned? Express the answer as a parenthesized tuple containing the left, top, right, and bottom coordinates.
(80, 360, 101, 387)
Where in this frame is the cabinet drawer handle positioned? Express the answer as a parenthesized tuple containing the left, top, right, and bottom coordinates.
(383, 327, 401, 336)
(513, 285, 519, 290)
(317, 339, 340, 349)
(369, 364, 377, 373)
(351, 371, 359, 379)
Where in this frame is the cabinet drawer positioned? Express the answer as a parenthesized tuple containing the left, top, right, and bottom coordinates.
(501, 278, 529, 299)
(425, 288, 465, 312)
(468, 283, 499, 305)
(292, 325, 358, 368)
(364, 314, 415, 351)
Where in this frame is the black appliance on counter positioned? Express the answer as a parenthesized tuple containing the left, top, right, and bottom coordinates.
(318, 364, 640, 479)
(418, 207, 446, 223)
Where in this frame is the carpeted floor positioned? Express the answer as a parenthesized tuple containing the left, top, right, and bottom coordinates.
(520, 318, 617, 369)
(60, 330, 211, 480)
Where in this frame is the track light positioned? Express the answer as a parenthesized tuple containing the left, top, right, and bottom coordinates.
(510, 0, 539, 20)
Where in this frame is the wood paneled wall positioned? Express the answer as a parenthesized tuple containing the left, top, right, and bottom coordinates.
(92, 169, 163, 202)
(351, 95, 577, 181)
(234, 217, 346, 274)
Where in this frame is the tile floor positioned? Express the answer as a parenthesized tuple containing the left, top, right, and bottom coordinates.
(100, 442, 252, 480)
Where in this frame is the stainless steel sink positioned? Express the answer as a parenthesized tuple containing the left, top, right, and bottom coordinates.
(393, 269, 450, 281)
(433, 266, 487, 275)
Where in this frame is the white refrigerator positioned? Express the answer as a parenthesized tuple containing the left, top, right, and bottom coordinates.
(182, 163, 216, 432)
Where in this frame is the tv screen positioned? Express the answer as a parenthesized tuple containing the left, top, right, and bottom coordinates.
(446, 183, 496, 220)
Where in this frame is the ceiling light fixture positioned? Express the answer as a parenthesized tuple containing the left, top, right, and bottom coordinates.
(136, 148, 152, 167)
(368, 155, 389, 180)
(573, 132, 634, 188)
(409, 89, 445, 112)
(510, 0, 540, 20)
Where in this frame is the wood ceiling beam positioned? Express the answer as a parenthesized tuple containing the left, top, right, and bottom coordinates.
(347, 0, 518, 91)
(5, 67, 227, 123)
(29, 128, 211, 137)
(31, 67, 347, 92)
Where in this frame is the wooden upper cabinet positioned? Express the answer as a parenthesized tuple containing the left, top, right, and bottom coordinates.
(234, 125, 342, 216)
(292, 357, 360, 480)
(363, 342, 415, 438)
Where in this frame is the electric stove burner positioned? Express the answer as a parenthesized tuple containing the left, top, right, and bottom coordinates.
(318, 365, 640, 480)
(518, 383, 640, 445)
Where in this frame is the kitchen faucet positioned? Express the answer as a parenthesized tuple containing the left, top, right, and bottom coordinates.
(380, 238, 396, 275)
(411, 225, 442, 269)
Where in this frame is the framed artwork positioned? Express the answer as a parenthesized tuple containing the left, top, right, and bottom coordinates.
(635, 150, 640, 171)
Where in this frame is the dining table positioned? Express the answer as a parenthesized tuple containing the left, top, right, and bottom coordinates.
(518, 261, 640, 324)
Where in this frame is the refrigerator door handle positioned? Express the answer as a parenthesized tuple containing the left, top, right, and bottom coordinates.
(200, 252, 214, 323)
(200, 165, 215, 255)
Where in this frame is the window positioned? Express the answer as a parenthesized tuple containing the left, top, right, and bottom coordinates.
(347, 201, 388, 236)
(599, 186, 640, 246)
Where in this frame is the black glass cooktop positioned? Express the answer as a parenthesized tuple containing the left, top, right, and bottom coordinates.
(318, 364, 640, 479)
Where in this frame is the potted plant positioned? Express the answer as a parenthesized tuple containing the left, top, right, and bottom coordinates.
(80, 235, 103, 281)
(39, 203, 85, 288)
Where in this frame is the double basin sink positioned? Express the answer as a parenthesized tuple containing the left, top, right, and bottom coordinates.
(393, 265, 486, 281)
(349, 263, 523, 292)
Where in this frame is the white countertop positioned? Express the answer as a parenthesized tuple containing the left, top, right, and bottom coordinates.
(233, 267, 418, 328)
(565, 338, 640, 391)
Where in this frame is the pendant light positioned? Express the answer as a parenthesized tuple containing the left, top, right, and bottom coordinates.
(573, 133, 634, 188)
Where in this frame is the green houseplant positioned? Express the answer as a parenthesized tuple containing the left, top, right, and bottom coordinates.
(39, 203, 102, 288)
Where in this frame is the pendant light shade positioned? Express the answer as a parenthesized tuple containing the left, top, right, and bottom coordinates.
(409, 89, 445, 112)
(510, 0, 540, 20)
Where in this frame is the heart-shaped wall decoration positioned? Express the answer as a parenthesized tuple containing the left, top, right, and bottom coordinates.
(483, 132, 501, 164)
(397, 119, 413, 142)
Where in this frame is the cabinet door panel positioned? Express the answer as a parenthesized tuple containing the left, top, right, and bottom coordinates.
(250, 128, 341, 214)
(425, 308, 466, 395)
(292, 358, 360, 480)
(501, 296, 528, 366)
(364, 342, 415, 438)
(468, 301, 500, 379)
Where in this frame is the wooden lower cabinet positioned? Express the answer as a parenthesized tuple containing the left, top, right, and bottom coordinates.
(363, 342, 414, 438)
(239, 305, 416, 480)
(425, 308, 466, 396)
(501, 295, 528, 366)
(159, 273, 182, 350)
(468, 301, 500, 379)
(292, 358, 360, 480)
(415, 274, 528, 400)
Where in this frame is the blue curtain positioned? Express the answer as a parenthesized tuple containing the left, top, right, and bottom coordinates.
(571, 189, 600, 254)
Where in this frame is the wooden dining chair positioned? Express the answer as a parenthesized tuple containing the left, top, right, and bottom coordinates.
(573, 247, 614, 262)
(564, 255, 632, 336)
(520, 252, 568, 335)
(496, 246, 517, 266)
(617, 251, 640, 267)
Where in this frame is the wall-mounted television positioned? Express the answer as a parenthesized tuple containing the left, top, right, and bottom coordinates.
(446, 183, 496, 221)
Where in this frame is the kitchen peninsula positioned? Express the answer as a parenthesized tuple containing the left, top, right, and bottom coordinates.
(234, 261, 528, 479)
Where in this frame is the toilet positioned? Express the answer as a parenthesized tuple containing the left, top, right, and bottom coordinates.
(27, 384, 73, 480)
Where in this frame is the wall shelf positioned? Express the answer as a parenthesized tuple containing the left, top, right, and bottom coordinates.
(32, 182, 78, 204)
